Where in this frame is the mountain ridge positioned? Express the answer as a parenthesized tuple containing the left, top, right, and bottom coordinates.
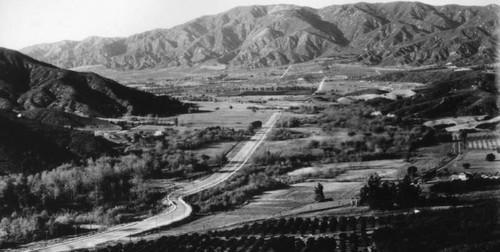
(20, 2, 499, 69)
(0, 47, 187, 117)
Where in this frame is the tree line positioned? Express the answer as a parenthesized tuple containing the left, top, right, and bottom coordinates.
(0, 154, 165, 245)
(93, 233, 370, 252)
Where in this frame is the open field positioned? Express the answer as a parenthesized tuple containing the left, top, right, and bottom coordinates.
(424, 115, 489, 128)
(140, 180, 365, 237)
(102, 101, 277, 130)
(317, 80, 422, 95)
(176, 102, 275, 130)
(289, 159, 407, 181)
(74, 61, 395, 83)
(76, 61, 423, 103)
(145, 156, 407, 238)
(408, 144, 453, 173)
(447, 149, 500, 175)
(190, 141, 238, 158)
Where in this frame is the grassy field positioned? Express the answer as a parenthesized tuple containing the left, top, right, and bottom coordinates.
(289, 159, 407, 181)
(448, 149, 500, 174)
(78, 60, 384, 82)
(147, 156, 407, 238)
(175, 102, 275, 130)
(191, 141, 239, 158)
(407, 144, 453, 175)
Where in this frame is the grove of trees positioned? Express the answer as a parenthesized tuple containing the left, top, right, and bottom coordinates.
(359, 174, 421, 210)
(187, 165, 287, 213)
(0, 154, 164, 245)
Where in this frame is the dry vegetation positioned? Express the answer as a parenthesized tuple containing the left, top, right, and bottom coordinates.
(2, 51, 498, 252)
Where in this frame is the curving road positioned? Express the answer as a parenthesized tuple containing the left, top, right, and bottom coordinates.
(30, 112, 282, 252)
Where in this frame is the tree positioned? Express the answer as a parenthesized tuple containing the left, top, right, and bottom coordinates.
(407, 166, 418, 179)
(248, 121, 263, 133)
(314, 183, 325, 202)
(215, 154, 228, 167)
(155, 141, 165, 153)
(200, 154, 210, 167)
(360, 174, 420, 210)
(396, 175, 421, 208)
(308, 140, 319, 149)
(486, 153, 496, 161)
(251, 121, 262, 128)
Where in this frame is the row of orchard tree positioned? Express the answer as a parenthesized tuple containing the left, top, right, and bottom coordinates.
(94, 232, 372, 252)
(219, 216, 379, 236)
(94, 202, 497, 252)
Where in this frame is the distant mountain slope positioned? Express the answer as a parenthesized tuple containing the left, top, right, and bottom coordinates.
(0, 110, 116, 174)
(376, 70, 498, 118)
(21, 2, 499, 69)
(0, 47, 187, 117)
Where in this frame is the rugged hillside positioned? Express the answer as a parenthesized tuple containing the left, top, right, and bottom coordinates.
(0, 110, 116, 174)
(376, 70, 498, 118)
(21, 2, 499, 69)
(21, 108, 120, 130)
(0, 47, 187, 117)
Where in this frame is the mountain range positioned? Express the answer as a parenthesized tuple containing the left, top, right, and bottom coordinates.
(20, 2, 499, 70)
(0, 47, 187, 117)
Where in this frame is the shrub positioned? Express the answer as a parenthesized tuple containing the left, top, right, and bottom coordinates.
(486, 153, 496, 161)
(248, 121, 263, 133)
(308, 140, 320, 149)
(462, 163, 471, 169)
(407, 166, 418, 177)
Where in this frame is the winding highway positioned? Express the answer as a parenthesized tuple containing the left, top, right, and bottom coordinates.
(30, 112, 282, 252)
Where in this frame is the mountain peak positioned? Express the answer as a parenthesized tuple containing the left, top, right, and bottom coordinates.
(21, 2, 499, 69)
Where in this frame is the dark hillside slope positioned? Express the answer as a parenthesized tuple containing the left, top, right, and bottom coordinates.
(0, 47, 187, 117)
(379, 71, 498, 118)
(21, 108, 120, 130)
(0, 110, 116, 174)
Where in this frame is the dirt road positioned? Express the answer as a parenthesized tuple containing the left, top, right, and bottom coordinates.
(29, 112, 282, 252)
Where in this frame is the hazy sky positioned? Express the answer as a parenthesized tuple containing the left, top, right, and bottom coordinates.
(0, 0, 497, 50)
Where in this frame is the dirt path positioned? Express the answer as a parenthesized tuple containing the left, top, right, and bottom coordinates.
(26, 112, 282, 252)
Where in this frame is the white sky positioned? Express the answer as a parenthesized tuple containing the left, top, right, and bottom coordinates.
(0, 0, 497, 50)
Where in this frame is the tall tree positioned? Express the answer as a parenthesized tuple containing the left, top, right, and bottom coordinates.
(314, 183, 325, 202)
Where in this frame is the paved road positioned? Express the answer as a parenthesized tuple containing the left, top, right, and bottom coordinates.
(30, 112, 282, 252)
